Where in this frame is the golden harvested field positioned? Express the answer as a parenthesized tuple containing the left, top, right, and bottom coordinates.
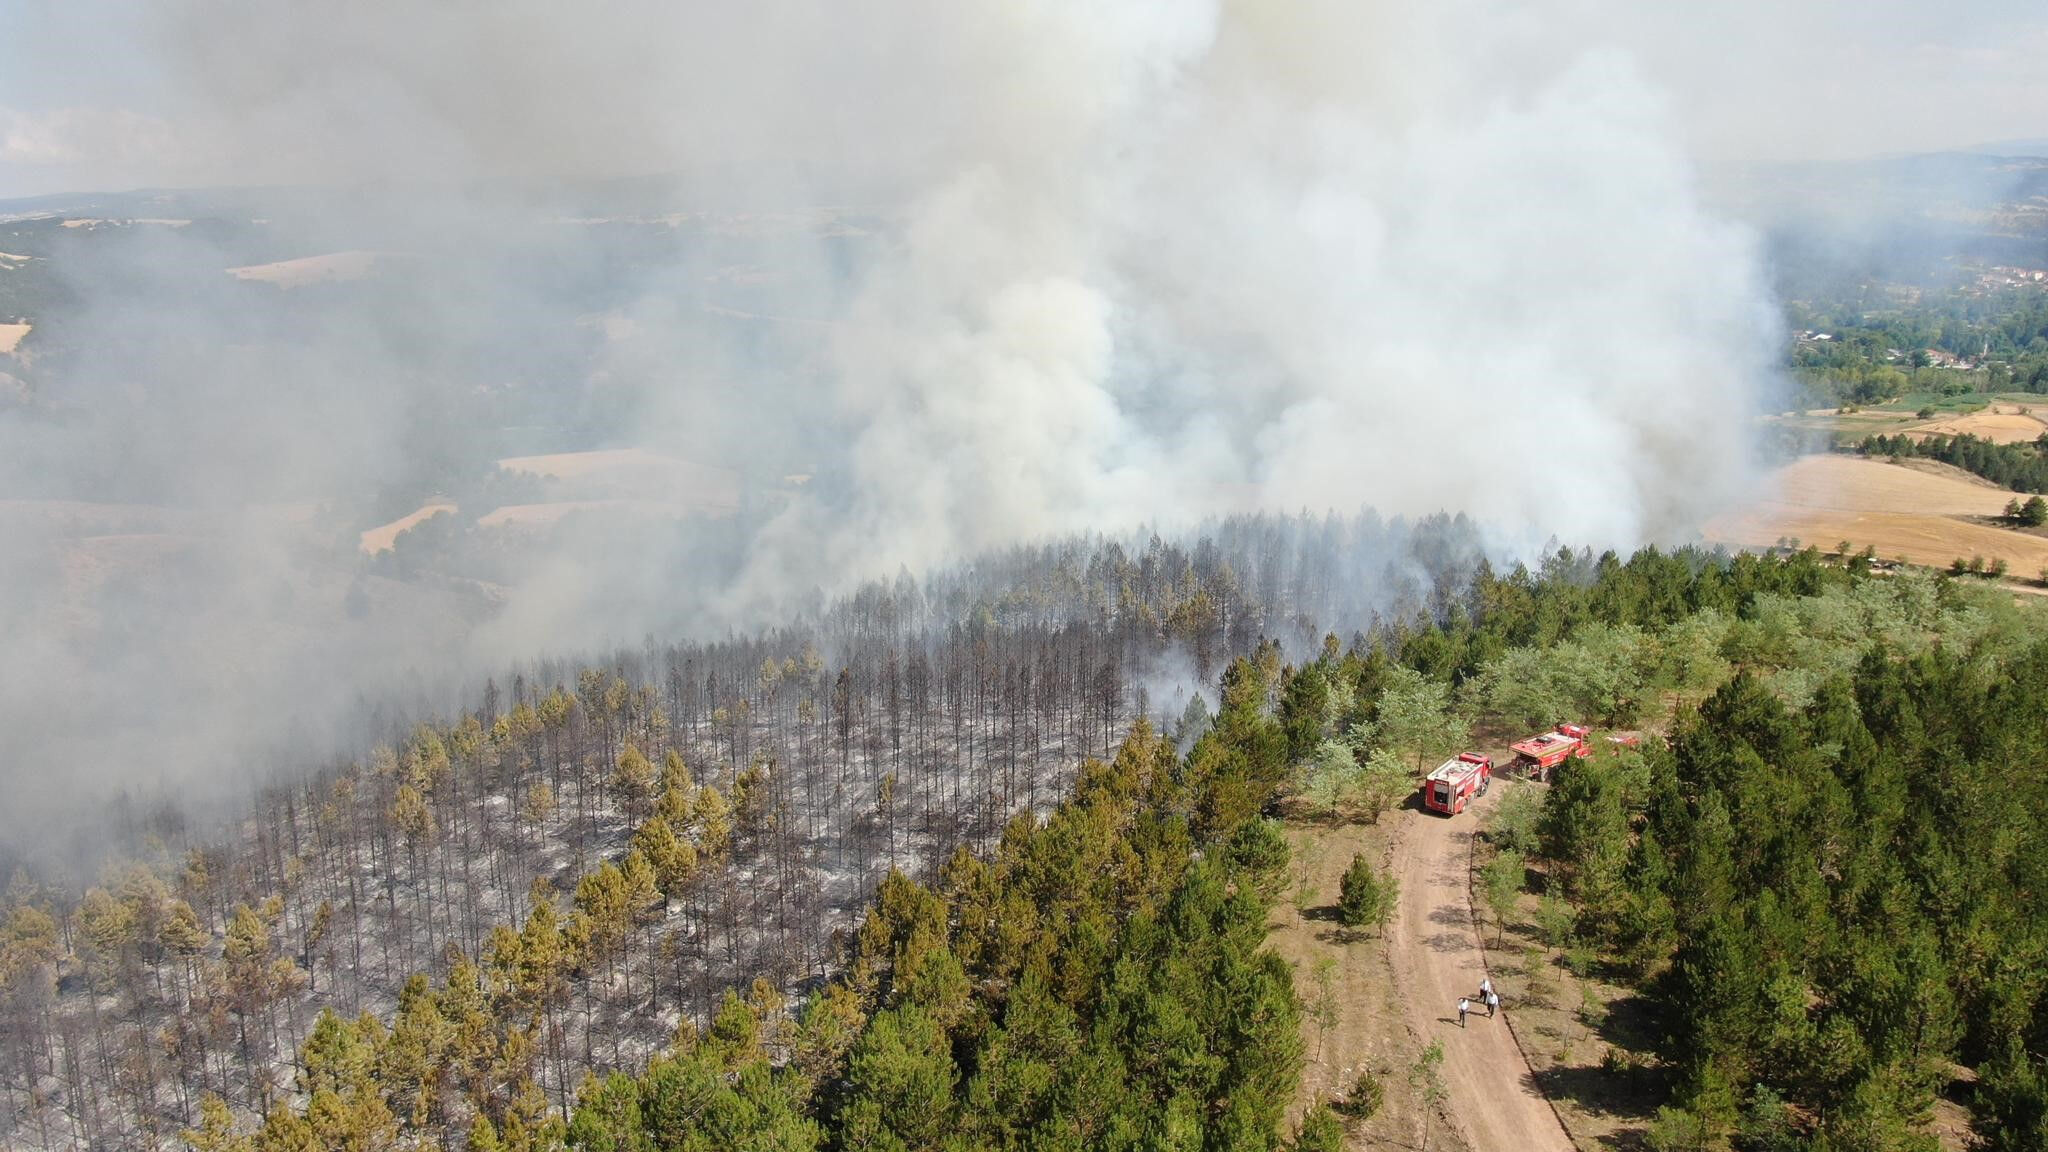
(1908, 404, 2048, 444)
(1706, 454, 2048, 574)
(359, 502, 456, 554)
(0, 323, 29, 354)
(227, 250, 383, 286)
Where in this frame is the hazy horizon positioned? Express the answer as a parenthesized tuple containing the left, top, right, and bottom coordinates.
(4, 2, 2047, 200)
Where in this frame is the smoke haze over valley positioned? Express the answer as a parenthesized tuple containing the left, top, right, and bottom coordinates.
(1, 0, 2045, 855)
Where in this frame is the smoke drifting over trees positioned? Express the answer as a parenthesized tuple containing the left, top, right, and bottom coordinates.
(0, 513, 1483, 1146)
(0, 3, 1791, 849)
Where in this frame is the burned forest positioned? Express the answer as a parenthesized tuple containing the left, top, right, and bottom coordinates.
(0, 512, 1482, 1150)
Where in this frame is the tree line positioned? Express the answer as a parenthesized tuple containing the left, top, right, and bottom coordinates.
(1858, 431, 2048, 496)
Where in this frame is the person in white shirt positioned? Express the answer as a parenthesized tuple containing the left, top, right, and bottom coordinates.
(1457, 997, 1470, 1028)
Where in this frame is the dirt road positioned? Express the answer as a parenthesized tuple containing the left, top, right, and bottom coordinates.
(1385, 789, 1574, 1152)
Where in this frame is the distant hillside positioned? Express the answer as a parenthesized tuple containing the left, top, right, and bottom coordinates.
(1742, 150, 2048, 297)
(1960, 138, 2048, 160)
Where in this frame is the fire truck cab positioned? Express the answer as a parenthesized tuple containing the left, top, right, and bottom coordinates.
(1422, 753, 1493, 816)
(1510, 723, 1592, 782)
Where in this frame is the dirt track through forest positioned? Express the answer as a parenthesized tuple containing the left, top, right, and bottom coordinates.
(1385, 789, 1575, 1152)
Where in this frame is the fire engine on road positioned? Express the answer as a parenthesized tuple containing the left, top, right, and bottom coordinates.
(1510, 724, 1592, 782)
(1422, 753, 1493, 816)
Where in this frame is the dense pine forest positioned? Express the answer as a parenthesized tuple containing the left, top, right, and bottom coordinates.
(1256, 544, 2048, 1150)
(10, 521, 2048, 1151)
(1525, 585, 2048, 1150)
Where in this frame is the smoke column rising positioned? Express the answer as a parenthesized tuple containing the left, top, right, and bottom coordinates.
(145, 0, 1780, 570)
(735, 2, 1779, 600)
(0, 0, 1784, 854)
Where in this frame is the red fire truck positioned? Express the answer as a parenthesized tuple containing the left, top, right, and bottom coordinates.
(1422, 753, 1493, 816)
(1510, 724, 1592, 782)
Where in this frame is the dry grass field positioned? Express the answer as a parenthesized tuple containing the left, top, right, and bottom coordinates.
(1908, 404, 2048, 444)
(1707, 454, 2048, 575)
(359, 502, 456, 554)
(367, 450, 747, 549)
(1266, 814, 1476, 1152)
(1767, 399, 2048, 447)
(0, 323, 29, 354)
(227, 250, 383, 286)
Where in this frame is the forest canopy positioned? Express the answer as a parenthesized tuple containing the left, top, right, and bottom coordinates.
(8, 530, 2048, 1150)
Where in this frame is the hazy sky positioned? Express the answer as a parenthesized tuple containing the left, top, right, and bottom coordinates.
(2, 0, 2046, 200)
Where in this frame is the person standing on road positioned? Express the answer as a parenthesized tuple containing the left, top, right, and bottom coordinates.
(1486, 990, 1498, 1018)
(1458, 997, 1469, 1028)
(1479, 975, 1494, 1002)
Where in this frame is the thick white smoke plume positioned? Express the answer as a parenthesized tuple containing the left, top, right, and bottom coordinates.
(0, 0, 1789, 853)
(747, 5, 1778, 593)
(472, 0, 1783, 622)
(150, 1, 1777, 578)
